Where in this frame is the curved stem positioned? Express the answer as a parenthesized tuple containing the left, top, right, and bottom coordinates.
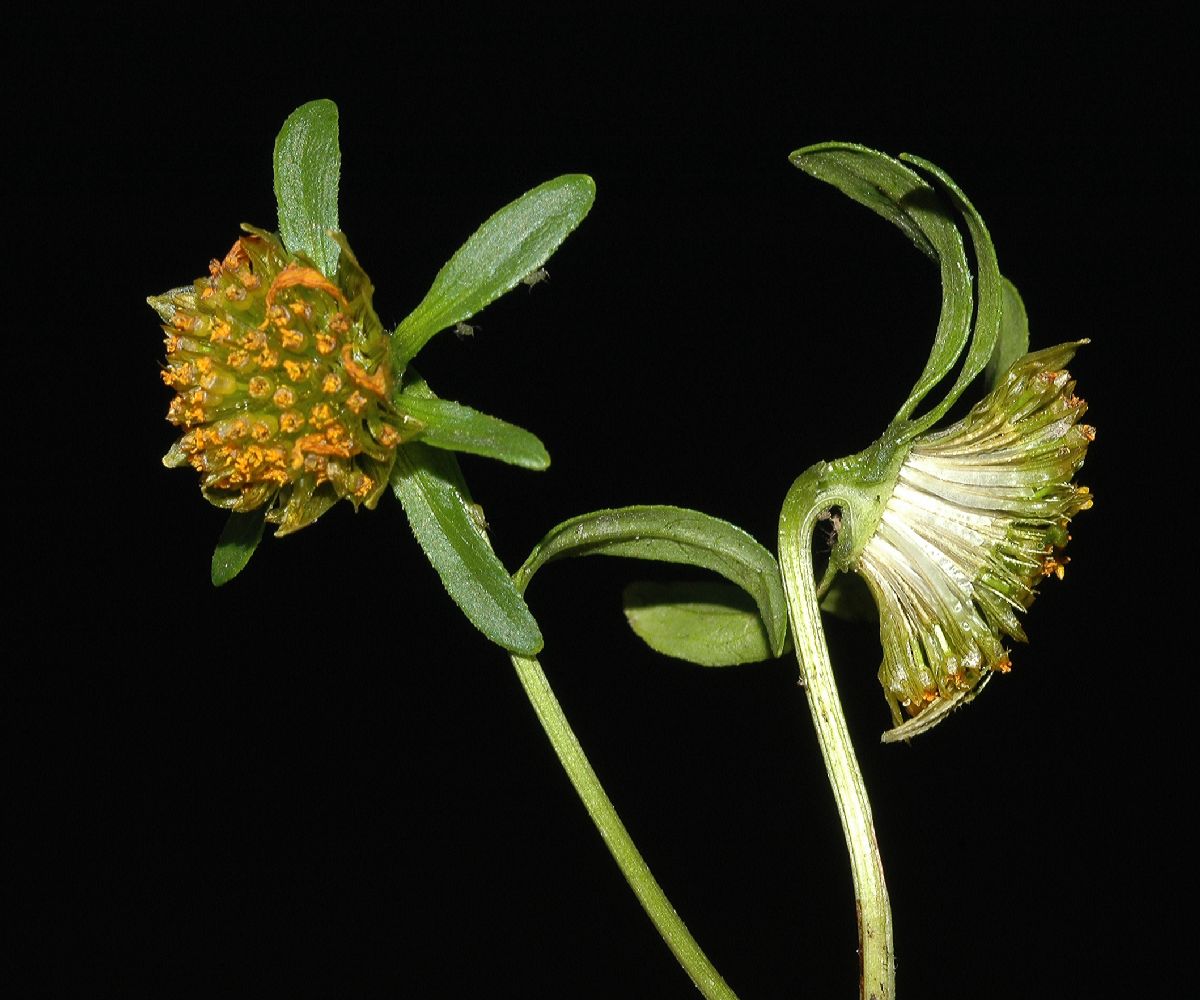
(779, 484, 894, 1000)
(510, 653, 740, 1000)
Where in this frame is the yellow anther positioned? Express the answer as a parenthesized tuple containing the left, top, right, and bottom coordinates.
(321, 373, 342, 394)
(346, 391, 368, 415)
(248, 376, 272, 399)
(273, 386, 295, 408)
(309, 402, 334, 428)
(283, 359, 310, 382)
(315, 332, 338, 355)
(375, 424, 401, 447)
(280, 327, 305, 351)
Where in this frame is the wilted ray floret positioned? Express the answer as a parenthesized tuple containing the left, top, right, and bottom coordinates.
(152, 228, 411, 535)
(855, 343, 1095, 741)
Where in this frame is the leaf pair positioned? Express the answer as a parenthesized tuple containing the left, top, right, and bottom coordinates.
(515, 506, 790, 668)
(212, 99, 593, 660)
(789, 143, 1028, 436)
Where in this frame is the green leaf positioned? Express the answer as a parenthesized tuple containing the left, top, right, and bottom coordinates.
(789, 143, 972, 429)
(514, 506, 789, 662)
(624, 581, 789, 666)
(273, 99, 341, 277)
(391, 441, 543, 654)
(985, 277, 1030, 390)
(899, 153, 1003, 432)
(396, 391, 549, 470)
(393, 174, 596, 367)
(211, 508, 266, 587)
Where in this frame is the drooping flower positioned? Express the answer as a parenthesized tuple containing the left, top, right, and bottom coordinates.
(852, 342, 1094, 741)
(151, 228, 412, 535)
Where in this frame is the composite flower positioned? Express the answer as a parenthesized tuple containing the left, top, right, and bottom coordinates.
(152, 228, 410, 536)
(853, 342, 1095, 741)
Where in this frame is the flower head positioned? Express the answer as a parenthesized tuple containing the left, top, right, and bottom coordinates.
(853, 342, 1094, 741)
(152, 228, 409, 535)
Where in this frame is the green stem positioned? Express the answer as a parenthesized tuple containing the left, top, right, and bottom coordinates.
(510, 652, 740, 1000)
(779, 481, 895, 1000)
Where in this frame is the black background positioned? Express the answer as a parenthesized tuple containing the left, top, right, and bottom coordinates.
(15, 12, 1175, 998)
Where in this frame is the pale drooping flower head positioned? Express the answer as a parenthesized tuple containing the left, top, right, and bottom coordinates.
(854, 342, 1093, 740)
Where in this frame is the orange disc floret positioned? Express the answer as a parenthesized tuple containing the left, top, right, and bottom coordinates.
(151, 226, 409, 535)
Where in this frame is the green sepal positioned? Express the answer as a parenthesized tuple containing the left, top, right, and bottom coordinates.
(393, 174, 595, 369)
(514, 506, 789, 663)
(396, 391, 549, 470)
(985, 277, 1030, 391)
(789, 143, 972, 428)
(211, 508, 266, 587)
(273, 99, 341, 277)
(623, 580, 791, 666)
(391, 441, 543, 655)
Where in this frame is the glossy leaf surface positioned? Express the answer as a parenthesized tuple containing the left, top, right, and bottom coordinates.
(398, 392, 550, 470)
(393, 175, 595, 367)
(211, 508, 266, 587)
(392, 442, 543, 654)
(790, 143, 972, 429)
(985, 278, 1031, 390)
(624, 581, 787, 666)
(273, 99, 341, 277)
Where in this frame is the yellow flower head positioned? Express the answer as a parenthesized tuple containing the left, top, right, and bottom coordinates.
(152, 228, 406, 535)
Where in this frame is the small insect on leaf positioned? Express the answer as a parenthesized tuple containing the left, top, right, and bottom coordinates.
(520, 267, 549, 289)
(453, 321, 478, 338)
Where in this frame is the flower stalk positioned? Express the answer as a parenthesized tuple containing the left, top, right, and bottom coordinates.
(780, 467, 897, 1000)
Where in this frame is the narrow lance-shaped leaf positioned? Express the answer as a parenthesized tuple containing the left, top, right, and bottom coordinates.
(211, 508, 266, 587)
(273, 99, 341, 277)
(900, 153, 1003, 433)
(395, 369, 549, 469)
(789, 143, 973, 429)
(985, 277, 1030, 390)
(397, 392, 549, 470)
(514, 506, 789, 663)
(393, 174, 595, 368)
(392, 442, 543, 655)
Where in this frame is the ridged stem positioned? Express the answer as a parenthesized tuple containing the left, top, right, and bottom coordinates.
(779, 479, 895, 1000)
(510, 652, 740, 1000)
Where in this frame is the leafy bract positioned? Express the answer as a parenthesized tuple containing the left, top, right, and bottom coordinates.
(211, 508, 266, 587)
(899, 153, 1002, 433)
(392, 442, 543, 655)
(790, 143, 972, 427)
(393, 175, 595, 367)
(273, 99, 341, 277)
(985, 278, 1030, 390)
